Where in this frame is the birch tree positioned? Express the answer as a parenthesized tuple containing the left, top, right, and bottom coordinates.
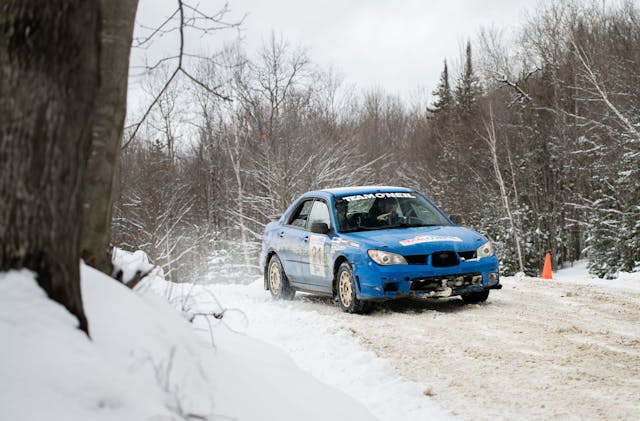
(479, 105, 524, 272)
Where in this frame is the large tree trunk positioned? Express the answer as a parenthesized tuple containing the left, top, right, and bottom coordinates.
(81, 0, 138, 274)
(0, 0, 101, 334)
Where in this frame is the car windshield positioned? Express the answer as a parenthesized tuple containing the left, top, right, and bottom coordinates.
(333, 192, 452, 233)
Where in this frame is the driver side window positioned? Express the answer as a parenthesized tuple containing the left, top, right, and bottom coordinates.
(287, 200, 314, 228)
(308, 200, 331, 229)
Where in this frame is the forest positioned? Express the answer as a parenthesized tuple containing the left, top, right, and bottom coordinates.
(115, 0, 639, 282)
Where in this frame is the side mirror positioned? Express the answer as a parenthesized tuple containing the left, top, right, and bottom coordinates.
(449, 214, 463, 225)
(310, 222, 330, 235)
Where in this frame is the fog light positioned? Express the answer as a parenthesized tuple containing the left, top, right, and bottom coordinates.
(489, 272, 498, 282)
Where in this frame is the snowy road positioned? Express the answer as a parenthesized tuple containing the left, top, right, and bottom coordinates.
(349, 277, 640, 420)
(197, 273, 640, 420)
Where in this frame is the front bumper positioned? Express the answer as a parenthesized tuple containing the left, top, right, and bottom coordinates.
(351, 256, 500, 300)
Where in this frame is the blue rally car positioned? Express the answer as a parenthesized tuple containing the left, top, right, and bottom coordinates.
(260, 186, 501, 313)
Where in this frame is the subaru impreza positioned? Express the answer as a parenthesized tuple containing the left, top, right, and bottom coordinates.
(260, 186, 501, 313)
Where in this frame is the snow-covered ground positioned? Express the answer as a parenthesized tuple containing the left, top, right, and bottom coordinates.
(178, 263, 640, 421)
(170, 282, 453, 421)
(554, 260, 640, 292)
(3, 259, 639, 420)
(0, 265, 376, 421)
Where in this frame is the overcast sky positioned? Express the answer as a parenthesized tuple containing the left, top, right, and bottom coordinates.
(225, 0, 535, 97)
(131, 0, 543, 103)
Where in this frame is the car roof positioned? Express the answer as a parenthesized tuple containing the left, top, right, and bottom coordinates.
(318, 186, 415, 196)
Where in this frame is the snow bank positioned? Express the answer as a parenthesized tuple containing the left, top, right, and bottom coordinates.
(1, 265, 377, 421)
(0, 269, 169, 420)
(554, 260, 640, 292)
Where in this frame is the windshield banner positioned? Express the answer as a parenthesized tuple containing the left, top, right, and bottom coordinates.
(341, 192, 415, 202)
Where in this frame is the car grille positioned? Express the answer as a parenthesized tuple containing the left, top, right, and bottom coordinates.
(404, 254, 428, 264)
(431, 251, 459, 267)
(403, 251, 477, 265)
(410, 273, 483, 291)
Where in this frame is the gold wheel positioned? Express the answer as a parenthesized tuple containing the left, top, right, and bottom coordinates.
(339, 270, 353, 307)
(269, 261, 282, 295)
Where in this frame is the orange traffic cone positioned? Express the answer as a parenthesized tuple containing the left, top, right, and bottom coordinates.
(541, 252, 553, 279)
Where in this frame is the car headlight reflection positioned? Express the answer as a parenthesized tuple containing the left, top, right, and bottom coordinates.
(368, 250, 408, 265)
(477, 241, 495, 259)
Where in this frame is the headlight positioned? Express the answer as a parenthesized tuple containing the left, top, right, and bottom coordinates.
(477, 241, 494, 259)
(368, 250, 407, 265)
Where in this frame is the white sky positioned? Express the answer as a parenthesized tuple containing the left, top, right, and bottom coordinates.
(131, 0, 537, 103)
(224, 0, 533, 97)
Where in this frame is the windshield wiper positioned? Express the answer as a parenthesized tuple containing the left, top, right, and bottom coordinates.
(341, 223, 442, 233)
(388, 222, 440, 229)
(339, 226, 377, 233)
(340, 225, 394, 232)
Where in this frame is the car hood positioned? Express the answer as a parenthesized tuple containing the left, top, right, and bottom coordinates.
(340, 226, 488, 254)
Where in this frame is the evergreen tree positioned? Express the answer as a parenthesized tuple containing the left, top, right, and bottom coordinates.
(618, 158, 640, 273)
(454, 41, 481, 116)
(587, 175, 620, 279)
(588, 145, 640, 278)
(430, 59, 453, 113)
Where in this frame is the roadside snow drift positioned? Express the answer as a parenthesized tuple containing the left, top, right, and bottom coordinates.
(0, 265, 376, 421)
(167, 280, 454, 421)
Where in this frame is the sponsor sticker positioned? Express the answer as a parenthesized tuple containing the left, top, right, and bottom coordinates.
(341, 192, 415, 202)
(330, 237, 361, 254)
(399, 235, 463, 246)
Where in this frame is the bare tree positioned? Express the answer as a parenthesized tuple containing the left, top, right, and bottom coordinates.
(83, 0, 241, 278)
(81, 0, 138, 274)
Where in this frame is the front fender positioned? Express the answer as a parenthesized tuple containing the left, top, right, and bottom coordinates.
(331, 247, 371, 295)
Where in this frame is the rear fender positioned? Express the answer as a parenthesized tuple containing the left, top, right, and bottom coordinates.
(263, 251, 277, 290)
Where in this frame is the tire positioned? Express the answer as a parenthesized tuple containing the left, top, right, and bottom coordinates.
(336, 263, 369, 314)
(267, 255, 295, 300)
(461, 289, 489, 304)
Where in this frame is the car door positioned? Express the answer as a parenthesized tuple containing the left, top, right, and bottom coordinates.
(301, 200, 333, 290)
(278, 199, 314, 282)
